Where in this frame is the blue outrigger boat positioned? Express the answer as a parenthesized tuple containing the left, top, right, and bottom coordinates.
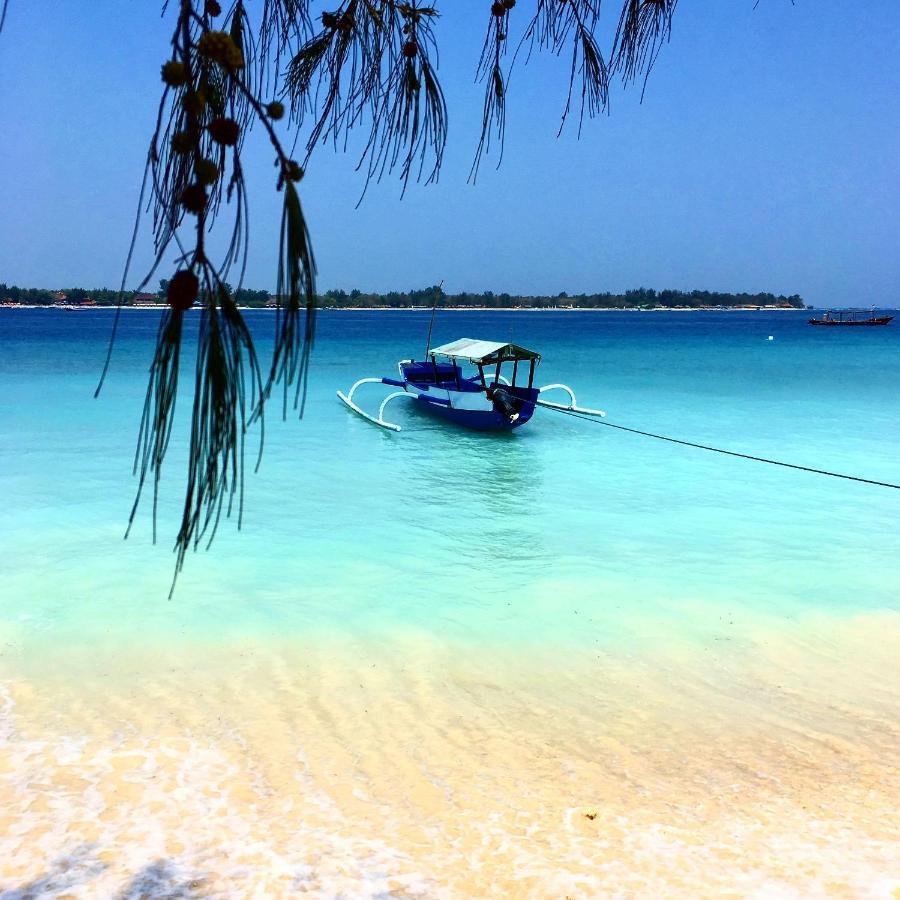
(337, 337, 606, 432)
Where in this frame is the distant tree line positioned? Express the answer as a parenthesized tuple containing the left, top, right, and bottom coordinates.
(314, 286, 805, 309)
(0, 282, 804, 310)
(158, 279, 271, 307)
(0, 284, 126, 305)
(0, 280, 274, 307)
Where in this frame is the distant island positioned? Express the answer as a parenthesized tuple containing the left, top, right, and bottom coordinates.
(0, 282, 806, 310)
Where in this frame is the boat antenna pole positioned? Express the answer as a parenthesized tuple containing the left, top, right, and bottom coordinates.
(424, 280, 443, 359)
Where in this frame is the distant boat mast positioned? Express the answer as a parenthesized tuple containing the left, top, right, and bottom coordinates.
(424, 280, 444, 357)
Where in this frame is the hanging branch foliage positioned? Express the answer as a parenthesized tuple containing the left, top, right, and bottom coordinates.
(128, 297, 187, 547)
(6, 0, 683, 590)
(470, 0, 511, 182)
(268, 178, 316, 417)
(611, 0, 678, 96)
(173, 277, 264, 590)
(98, 0, 317, 591)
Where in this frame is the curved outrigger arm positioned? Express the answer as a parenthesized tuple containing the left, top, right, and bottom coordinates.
(535, 383, 606, 417)
(337, 377, 415, 431)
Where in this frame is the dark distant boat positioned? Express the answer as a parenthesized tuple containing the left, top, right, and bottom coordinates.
(808, 308, 893, 327)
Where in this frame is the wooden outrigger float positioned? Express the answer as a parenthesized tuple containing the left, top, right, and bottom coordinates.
(337, 337, 606, 432)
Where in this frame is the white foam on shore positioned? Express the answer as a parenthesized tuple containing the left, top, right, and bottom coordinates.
(1, 614, 899, 897)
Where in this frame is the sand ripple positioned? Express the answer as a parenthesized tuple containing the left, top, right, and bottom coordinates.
(1, 613, 899, 897)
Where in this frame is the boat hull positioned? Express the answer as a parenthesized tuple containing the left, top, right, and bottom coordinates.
(389, 360, 539, 431)
(337, 353, 605, 432)
(413, 393, 536, 430)
(808, 316, 893, 326)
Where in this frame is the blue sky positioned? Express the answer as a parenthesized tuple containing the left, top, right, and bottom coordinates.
(0, 1, 898, 304)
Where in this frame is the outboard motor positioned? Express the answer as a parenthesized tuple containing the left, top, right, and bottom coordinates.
(490, 386, 520, 423)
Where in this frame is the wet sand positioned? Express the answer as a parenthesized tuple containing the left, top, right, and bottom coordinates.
(2, 611, 898, 897)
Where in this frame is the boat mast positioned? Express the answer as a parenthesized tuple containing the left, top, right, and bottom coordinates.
(424, 280, 444, 360)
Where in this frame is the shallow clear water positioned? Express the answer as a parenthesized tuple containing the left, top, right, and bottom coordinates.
(1, 309, 898, 896)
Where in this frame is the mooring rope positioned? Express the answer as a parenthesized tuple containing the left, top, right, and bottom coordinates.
(546, 406, 900, 491)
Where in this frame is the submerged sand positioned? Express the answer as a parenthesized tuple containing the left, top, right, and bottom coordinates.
(1, 611, 899, 897)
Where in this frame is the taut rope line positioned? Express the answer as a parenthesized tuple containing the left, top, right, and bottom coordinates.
(546, 406, 900, 491)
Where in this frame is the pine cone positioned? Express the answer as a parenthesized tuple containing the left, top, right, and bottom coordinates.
(208, 117, 240, 146)
(180, 183, 208, 215)
(197, 30, 245, 69)
(195, 158, 219, 186)
(161, 60, 189, 87)
(167, 269, 200, 311)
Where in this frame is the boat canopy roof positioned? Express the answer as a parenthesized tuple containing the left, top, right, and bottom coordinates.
(428, 338, 541, 364)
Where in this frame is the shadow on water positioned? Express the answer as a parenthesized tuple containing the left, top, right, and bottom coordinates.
(0, 845, 106, 899)
(410, 426, 536, 508)
(114, 860, 208, 899)
(0, 846, 208, 899)
(398, 425, 550, 574)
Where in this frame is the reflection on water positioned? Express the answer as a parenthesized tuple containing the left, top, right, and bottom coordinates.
(403, 427, 544, 573)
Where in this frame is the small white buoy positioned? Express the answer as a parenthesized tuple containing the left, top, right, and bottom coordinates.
(767, 335, 774, 341)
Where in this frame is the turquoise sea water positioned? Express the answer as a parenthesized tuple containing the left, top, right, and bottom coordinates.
(1, 308, 899, 654)
(2, 308, 899, 896)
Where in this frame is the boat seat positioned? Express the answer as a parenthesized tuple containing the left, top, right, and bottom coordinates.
(402, 362, 460, 384)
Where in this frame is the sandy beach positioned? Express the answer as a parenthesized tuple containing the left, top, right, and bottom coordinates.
(2, 611, 898, 897)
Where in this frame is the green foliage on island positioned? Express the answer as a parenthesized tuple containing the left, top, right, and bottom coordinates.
(320, 286, 805, 309)
(0, 280, 274, 307)
(1, 282, 804, 310)
(0, 284, 127, 305)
